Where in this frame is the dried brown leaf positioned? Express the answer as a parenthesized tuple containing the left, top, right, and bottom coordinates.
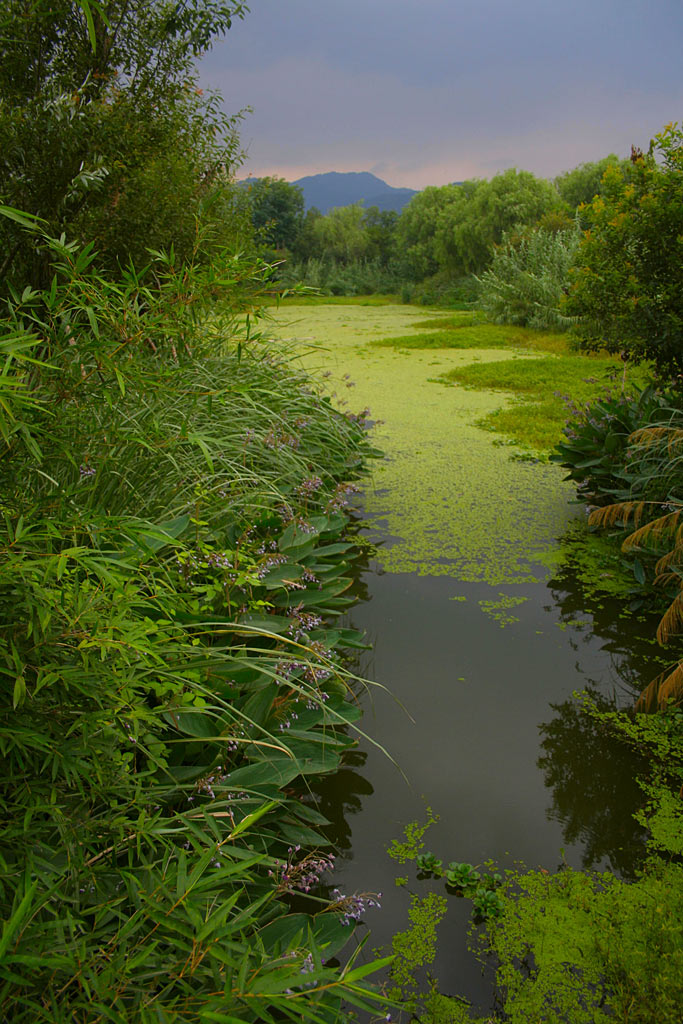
(636, 661, 683, 712)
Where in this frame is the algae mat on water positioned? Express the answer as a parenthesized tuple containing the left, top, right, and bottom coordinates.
(268, 304, 577, 584)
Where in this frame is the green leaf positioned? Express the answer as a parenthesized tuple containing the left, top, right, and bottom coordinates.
(77, 0, 98, 51)
(0, 881, 38, 959)
(0, 206, 44, 230)
(12, 676, 26, 709)
(261, 562, 305, 589)
(228, 799, 278, 839)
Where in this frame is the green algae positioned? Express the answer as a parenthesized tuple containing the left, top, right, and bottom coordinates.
(549, 520, 640, 602)
(478, 593, 529, 627)
(267, 303, 577, 587)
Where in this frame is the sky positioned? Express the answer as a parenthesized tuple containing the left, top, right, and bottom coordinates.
(198, 0, 683, 190)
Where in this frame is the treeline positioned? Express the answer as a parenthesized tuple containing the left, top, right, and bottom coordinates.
(243, 155, 630, 303)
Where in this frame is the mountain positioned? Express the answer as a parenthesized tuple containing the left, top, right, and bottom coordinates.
(291, 171, 417, 214)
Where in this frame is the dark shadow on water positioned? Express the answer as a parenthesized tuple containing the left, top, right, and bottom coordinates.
(538, 689, 649, 877)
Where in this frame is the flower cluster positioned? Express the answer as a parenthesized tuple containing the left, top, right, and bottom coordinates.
(274, 658, 306, 684)
(79, 463, 96, 479)
(256, 553, 287, 579)
(187, 764, 248, 805)
(304, 640, 334, 683)
(330, 889, 382, 926)
(268, 846, 336, 895)
(176, 548, 238, 582)
(264, 427, 300, 451)
(345, 406, 371, 427)
(255, 539, 279, 554)
(286, 608, 323, 641)
(326, 480, 361, 512)
(295, 476, 323, 499)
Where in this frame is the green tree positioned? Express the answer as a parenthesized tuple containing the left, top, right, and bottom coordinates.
(363, 206, 398, 266)
(311, 202, 370, 263)
(395, 183, 471, 280)
(555, 154, 630, 224)
(0, 0, 249, 288)
(247, 175, 305, 252)
(292, 204, 323, 260)
(438, 168, 562, 276)
(565, 123, 683, 380)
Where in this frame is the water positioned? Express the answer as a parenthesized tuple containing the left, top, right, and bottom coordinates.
(314, 546, 655, 1010)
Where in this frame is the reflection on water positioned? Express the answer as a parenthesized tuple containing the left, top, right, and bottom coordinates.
(305, 751, 373, 855)
(311, 523, 660, 1010)
(538, 690, 648, 877)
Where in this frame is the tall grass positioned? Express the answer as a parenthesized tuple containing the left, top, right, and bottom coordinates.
(275, 256, 404, 296)
(0, 232, 392, 1020)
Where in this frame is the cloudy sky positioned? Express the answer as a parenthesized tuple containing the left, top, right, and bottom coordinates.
(198, 0, 683, 189)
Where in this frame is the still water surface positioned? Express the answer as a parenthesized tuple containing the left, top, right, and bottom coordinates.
(317, 556, 651, 1008)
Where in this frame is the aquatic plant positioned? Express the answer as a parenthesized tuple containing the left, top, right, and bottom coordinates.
(416, 851, 443, 875)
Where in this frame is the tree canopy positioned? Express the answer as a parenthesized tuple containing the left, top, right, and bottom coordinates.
(566, 123, 683, 381)
(247, 176, 304, 251)
(0, 0, 249, 288)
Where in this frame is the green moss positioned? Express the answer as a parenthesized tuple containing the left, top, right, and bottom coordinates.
(387, 808, 439, 864)
(389, 892, 449, 998)
(549, 520, 639, 601)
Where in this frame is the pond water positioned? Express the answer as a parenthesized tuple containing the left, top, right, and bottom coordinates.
(270, 304, 658, 1011)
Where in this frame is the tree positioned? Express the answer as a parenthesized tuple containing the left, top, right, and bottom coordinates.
(565, 123, 683, 381)
(310, 203, 370, 263)
(363, 206, 398, 266)
(438, 169, 562, 276)
(0, 0, 249, 288)
(395, 183, 469, 280)
(247, 176, 304, 252)
(554, 154, 630, 224)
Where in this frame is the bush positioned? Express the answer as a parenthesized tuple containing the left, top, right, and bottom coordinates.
(552, 385, 683, 505)
(477, 222, 581, 330)
(275, 256, 403, 296)
(566, 123, 683, 381)
(404, 273, 480, 308)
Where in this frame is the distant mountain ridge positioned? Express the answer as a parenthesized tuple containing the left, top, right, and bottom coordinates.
(291, 171, 417, 214)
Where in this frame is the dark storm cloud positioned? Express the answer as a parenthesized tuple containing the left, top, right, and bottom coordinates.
(199, 0, 683, 187)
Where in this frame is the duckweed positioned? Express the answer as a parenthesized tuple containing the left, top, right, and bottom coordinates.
(268, 304, 577, 586)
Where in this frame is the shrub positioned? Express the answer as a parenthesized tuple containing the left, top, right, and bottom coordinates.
(477, 222, 582, 330)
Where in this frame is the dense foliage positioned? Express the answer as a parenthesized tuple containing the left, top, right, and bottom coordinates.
(254, 159, 625, 300)
(477, 221, 581, 330)
(0, 229, 393, 1022)
(565, 123, 683, 379)
(0, 0, 250, 288)
(246, 176, 305, 252)
(0, 3, 392, 1019)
